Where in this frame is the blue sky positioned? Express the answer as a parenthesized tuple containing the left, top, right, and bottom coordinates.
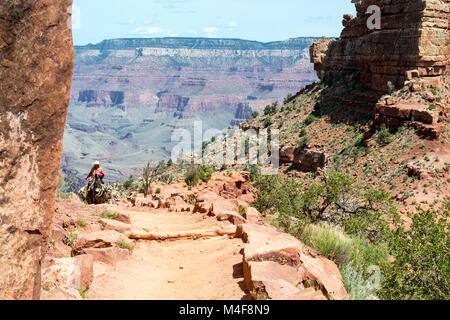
(72, 0, 356, 45)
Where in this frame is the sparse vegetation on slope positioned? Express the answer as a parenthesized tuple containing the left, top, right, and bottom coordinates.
(242, 74, 449, 300)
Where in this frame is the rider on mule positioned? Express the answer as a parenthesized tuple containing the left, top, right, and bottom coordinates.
(85, 161, 105, 185)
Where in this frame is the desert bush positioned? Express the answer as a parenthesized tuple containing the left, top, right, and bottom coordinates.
(92, 210, 118, 220)
(340, 262, 378, 300)
(198, 165, 214, 183)
(375, 124, 393, 145)
(378, 206, 449, 300)
(184, 165, 200, 187)
(253, 171, 394, 239)
(252, 111, 259, 119)
(117, 238, 133, 252)
(249, 164, 260, 182)
(297, 136, 309, 150)
(302, 114, 316, 126)
(123, 175, 135, 190)
(263, 118, 273, 128)
(263, 103, 277, 116)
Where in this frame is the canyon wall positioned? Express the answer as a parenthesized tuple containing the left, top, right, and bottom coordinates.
(64, 37, 319, 182)
(311, 0, 449, 91)
(0, 0, 74, 299)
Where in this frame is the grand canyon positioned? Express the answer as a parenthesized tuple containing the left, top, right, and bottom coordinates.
(63, 37, 319, 182)
(0, 0, 448, 304)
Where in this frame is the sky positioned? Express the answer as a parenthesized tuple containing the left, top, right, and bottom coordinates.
(72, 0, 356, 45)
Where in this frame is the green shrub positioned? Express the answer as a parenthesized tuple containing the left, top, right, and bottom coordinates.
(117, 238, 133, 252)
(123, 175, 135, 190)
(264, 103, 277, 116)
(263, 118, 273, 128)
(92, 210, 117, 220)
(340, 262, 378, 300)
(77, 220, 88, 228)
(303, 114, 316, 126)
(299, 129, 307, 137)
(297, 137, 309, 150)
(184, 166, 200, 187)
(375, 124, 393, 145)
(78, 288, 88, 299)
(301, 223, 353, 266)
(198, 165, 213, 183)
(155, 188, 161, 194)
(378, 207, 449, 300)
(249, 164, 260, 182)
(252, 111, 259, 119)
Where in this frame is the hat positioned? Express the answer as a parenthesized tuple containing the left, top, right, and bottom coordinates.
(92, 161, 100, 166)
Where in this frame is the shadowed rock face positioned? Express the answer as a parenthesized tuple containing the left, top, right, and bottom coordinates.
(0, 0, 74, 299)
(310, 0, 449, 92)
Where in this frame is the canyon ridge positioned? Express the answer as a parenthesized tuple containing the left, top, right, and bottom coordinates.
(63, 37, 319, 183)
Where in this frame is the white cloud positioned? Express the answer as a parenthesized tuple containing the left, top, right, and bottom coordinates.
(229, 21, 237, 28)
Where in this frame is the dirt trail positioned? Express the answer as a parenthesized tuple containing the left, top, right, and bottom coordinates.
(87, 206, 247, 300)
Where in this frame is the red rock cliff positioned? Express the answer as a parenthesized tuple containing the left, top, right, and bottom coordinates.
(0, 0, 74, 299)
(310, 0, 449, 91)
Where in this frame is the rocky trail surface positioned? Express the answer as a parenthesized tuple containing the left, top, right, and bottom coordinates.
(41, 172, 347, 300)
(87, 209, 246, 300)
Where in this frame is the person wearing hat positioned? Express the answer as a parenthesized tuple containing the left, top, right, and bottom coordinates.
(85, 161, 105, 184)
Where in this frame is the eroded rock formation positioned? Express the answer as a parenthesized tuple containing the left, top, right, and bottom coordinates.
(311, 0, 449, 92)
(0, 0, 74, 299)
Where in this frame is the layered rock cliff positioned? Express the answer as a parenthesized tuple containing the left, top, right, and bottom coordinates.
(64, 37, 319, 182)
(0, 0, 74, 299)
(311, 0, 449, 92)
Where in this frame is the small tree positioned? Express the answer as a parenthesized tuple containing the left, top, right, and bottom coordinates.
(184, 165, 200, 187)
(379, 206, 449, 300)
(252, 111, 259, 119)
(142, 161, 165, 198)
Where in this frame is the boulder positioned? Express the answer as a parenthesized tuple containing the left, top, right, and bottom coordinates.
(113, 210, 132, 224)
(298, 253, 348, 300)
(244, 207, 262, 224)
(237, 224, 348, 300)
(216, 211, 248, 225)
(245, 260, 300, 299)
(238, 193, 255, 204)
(72, 230, 131, 254)
(294, 149, 328, 172)
(0, 0, 74, 299)
(41, 254, 94, 291)
(82, 247, 131, 266)
(280, 146, 296, 163)
(210, 199, 239, 217)
(193, 201, 213, 214)
(99, 219, 132, 233)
